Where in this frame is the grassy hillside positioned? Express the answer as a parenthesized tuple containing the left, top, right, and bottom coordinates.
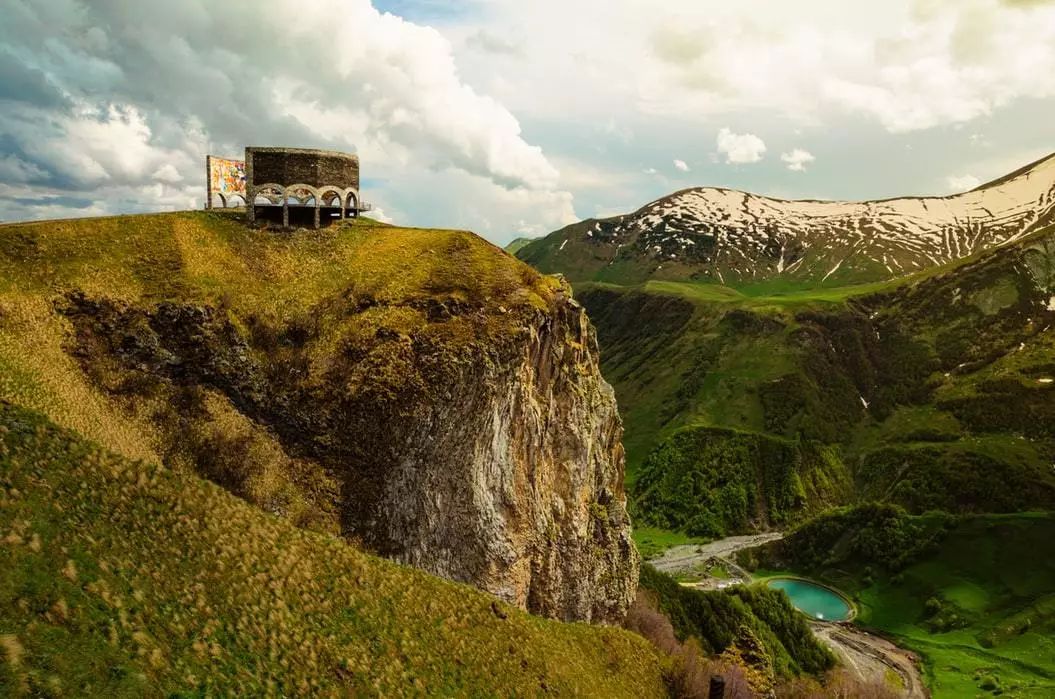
(746, 507, 1055, 698)
(504, 236, 537, 255)
(0, 210, 675, 693)
(0, 210, 560, 537)
(0, 401, 666, 697)
(573, 224, 1055, 536)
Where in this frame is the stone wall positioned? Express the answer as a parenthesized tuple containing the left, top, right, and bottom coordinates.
(246, 147, 359, 191)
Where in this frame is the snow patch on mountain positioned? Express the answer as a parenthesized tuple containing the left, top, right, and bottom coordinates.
(578, 153, 1055, 285)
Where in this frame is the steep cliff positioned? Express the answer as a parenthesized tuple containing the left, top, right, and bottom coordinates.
(0, 211, 636, 623)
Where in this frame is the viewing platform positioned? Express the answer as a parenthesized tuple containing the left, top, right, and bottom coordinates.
(206, 146, 371, 228)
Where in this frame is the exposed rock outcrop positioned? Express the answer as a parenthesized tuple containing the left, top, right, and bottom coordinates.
(60, 270, 637, 623)
(378, 292, 637, 622)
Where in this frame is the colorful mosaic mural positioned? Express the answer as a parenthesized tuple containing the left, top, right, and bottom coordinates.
(207, 155, 246, 201)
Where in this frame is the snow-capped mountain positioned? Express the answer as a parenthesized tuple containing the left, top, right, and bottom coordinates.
(517, 152, 1055, 287)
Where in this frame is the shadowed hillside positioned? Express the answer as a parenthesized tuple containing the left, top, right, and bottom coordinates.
(563, 220, 1055, 536)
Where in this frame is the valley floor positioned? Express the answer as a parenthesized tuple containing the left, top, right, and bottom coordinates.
(649, 532, 785, 579)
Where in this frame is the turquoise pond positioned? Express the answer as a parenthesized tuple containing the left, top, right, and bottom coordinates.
(767, 579, 852, 621)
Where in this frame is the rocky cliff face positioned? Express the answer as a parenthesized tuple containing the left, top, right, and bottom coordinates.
(11, 215, 637, 623)
(379, 292, 637, 622)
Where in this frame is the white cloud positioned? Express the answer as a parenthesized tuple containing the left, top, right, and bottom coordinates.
(0, 0, 571, 239)
(670, 1, 1055, 132)
(644, 167, 658, 175)
(716, 128, 766, 164)
(152, 163, 184, 184)
(946, 174, 981, 192)
(464, 30, 522, 56)
(673, 159, 690, 172)
(368, 206, 394, 224)
(781, 148, 816, 172)
(4, 0, 1055, 236)
(449, 1, 1055, 135)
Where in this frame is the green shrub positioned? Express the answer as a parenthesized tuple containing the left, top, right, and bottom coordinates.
(633, 427, 852, 537)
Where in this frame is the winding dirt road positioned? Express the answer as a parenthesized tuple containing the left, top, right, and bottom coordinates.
(811, 622, 928, 698)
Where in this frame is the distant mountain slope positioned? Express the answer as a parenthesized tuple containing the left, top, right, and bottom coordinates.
(504, 236, 536, 255)
(0, 401, 665, 697)
(519, 152, 1055, 288)
(574, 222, 1055, 536)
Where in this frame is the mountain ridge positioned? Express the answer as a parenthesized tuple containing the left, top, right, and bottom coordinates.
(518, 152, 1055, 289)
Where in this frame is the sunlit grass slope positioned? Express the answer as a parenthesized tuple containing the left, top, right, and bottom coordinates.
(0, 401, 665, 697)
(0, 210, 557, 468)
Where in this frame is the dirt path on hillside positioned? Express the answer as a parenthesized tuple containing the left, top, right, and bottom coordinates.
(648, 532, 784, 576)
(811, 622, 928, 698)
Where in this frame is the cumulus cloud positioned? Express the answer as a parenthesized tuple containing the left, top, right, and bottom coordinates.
(946, 174, 981, 192)
(640, 0, 1055, 132)
(465, 0, 1053, 134)
(0, 0, 571, 238)
(673, 159, 690, 172)
(781, 149, 816, 172)
(4, 0, 1053, 233)
(716, 128, 766, 164)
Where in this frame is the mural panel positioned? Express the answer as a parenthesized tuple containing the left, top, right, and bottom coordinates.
(207, 156, 246, 199)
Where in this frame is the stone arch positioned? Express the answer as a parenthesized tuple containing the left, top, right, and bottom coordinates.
(286, 184, 319, 206)
(318, 187, 344, 223)
(284, 184, 320, 228)
(209, 192, 227, 208)
(224, 193, 246, 208)
(252, 183, 285, 205)
(318, 187, 343, 207)
(344, 189, 360, 218)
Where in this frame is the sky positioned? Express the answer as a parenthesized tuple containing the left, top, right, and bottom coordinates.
(0, 0, 1053, 244)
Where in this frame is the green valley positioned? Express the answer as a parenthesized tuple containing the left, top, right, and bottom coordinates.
(515, 153, 1055, 697)
(560, 222, 1055, 536)
(744, 507, 1055, 697)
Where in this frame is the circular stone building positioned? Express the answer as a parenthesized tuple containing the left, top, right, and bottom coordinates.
(245, 147, 368, 229)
